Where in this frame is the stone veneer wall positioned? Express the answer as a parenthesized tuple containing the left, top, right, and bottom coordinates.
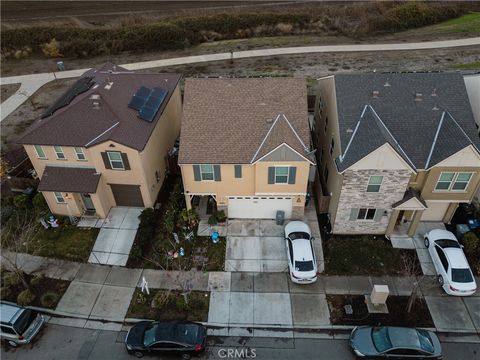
(333, 169, 412, 234)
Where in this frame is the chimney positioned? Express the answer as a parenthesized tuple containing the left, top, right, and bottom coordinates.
(414, 93, 423, 101)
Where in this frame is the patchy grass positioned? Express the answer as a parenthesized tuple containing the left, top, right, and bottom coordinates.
(327, 295, 434, 327)
(26, 224, 99, 262)
(127, 289, 210, 321)
(324, 236, 419, 276)
(0, 271, 69, 309)
(449, 61, 480, 70)
(433, 12, 480, 33)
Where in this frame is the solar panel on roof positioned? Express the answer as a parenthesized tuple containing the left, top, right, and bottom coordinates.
(145, 96, 162, 109)
(151, 87, 167, 98)
(138, 106, 156, 122)
(128, 95, 146, 111)
(136, 86, 151, 99)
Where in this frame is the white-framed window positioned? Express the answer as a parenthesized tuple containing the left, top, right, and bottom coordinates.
(366, 175, 384, 193)
(107, 151, 124, 170)
(54, 145, 65, 160)
(74, 147, 86, 161)
(275, 166, 289, 184)
(435, 172, 473, 191)
(54, 192, 65, 203)
(200, 164, 214, 181)
(357, 208, 377, 220)
(34, 145, 47, 159)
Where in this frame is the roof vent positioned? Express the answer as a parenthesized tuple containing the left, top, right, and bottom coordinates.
(372, 90, 380, 98)
(346, 127, 354, 133)
(92, 101, 101, 110)
(266, 118, 274, 124)
(432, 105, 440, 111)
(431, 88, 437, 97)
(384, 79, 391, 87)
(90, 94, 100, 100)
(414, 93, 423, 101)
(104, 82, 114, 90)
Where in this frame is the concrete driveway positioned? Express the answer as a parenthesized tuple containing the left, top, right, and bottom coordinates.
(88, 207, 142, 266)
(225, 219, 324, 273)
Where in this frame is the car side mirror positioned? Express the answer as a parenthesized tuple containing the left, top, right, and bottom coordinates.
(311, 237, 315, 241)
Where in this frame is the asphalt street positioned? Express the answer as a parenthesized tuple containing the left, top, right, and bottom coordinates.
(1, 324, 479, 360)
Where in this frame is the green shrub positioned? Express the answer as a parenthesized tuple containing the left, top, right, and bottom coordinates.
(40, 291, 59, 308)
(1, 287, 12, 299)
(175, 296, 191, 311)
(208, 215, 217, 226)
(30, 274, 44, 286)
(13, 194, 29, 209)
(463, 232, 480, 256)
(215, 210, 226, 223)
(17, 289, 35, 306)
(32, 193, 48, 215)
(2, 272, 21, 288)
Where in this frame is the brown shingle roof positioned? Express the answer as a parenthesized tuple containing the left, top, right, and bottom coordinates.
(38, 166, 101, 193)
(18, 64, 181, 151)
(178, 78, 310, 164)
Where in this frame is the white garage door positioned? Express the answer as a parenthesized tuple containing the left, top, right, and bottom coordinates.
(421, 202, 450, 221)
(228, 197, 292, 219)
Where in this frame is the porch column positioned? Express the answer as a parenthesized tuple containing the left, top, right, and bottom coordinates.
(443, 202, 458, 224)
(407, 210, 423, 237)
(386, 209, 399, 236)
(185, 194, 192, 210)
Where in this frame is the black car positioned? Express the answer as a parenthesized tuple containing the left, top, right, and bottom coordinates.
(125, 321, 207, 358)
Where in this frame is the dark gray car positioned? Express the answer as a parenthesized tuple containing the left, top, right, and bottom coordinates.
(350, 326, 442, 359)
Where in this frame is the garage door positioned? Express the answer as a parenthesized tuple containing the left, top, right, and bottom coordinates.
(110, 184, 144, 207)
(228, 197, 292, 219)
(421, 201, 449, 221)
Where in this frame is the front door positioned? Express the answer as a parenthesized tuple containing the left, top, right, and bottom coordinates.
(81, 193, 95, 211)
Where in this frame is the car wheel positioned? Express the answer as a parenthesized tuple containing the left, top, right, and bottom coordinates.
(438, 275, 444, 286)
(424, 237, 430, 248)
(181, 354, 191, 360)
(7, 341, 18, 348)
(133, 351, 144, 358)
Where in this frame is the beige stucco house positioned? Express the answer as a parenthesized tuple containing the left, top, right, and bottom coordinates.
(19, 64, 182, 219)
(178, 78, 315, 219)
(314, 72, 480, 237)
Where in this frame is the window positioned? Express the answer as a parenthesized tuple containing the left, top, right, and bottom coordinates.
(357, 208, 377, 220)
(54, 192, 65, 203)
(54, 145, 65, 160)
(234, 165, 242, 179)
(200, 164, 214, 181)
(107, 152, 124, 170)
(435, 246, 449, 272)
(435, 172, 473, 191)
(330, 138, 334, 156)
(34, 145, 46, 159)
(275, 166, 289, 184)
(74, 147, 86, 161)
(1, 326, 16, 335)
(367, 175, 383, 192)
(155, 171, 160, 183)
(324, 116, 328, 133)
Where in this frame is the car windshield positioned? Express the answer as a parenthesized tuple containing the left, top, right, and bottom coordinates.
(372, 327, 393, 353)
(435, 239, 460, 248)
(451, 268, 474, 283)
(417, 330, 434, 353)
(295, 260, 314, 271)
(288, 232, 310, 240)
(143, 323, 158, 347)
(13, 309, 33, 334)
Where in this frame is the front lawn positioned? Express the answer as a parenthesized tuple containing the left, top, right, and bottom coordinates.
(324, 236, 420, 276)
(127, 289, 209, 322)
(327, 295, 434, 327)
(27, 224, 99, 263)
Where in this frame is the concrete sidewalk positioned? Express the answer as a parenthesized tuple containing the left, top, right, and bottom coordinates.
(2, 37, 479, 121)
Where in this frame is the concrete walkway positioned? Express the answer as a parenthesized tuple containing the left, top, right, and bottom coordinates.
(1, 37, 479, 121)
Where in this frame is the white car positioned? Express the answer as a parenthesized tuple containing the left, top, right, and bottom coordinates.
(424, 229, 477, 296)
(285, 221, 318, 284)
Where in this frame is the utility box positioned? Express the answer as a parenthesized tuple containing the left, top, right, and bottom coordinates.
(276, 210, 285, 225)
(370, 285, 389, 305)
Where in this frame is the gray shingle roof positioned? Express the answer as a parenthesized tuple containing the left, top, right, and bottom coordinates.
(334, 73, 479, 171)
(38, 166, 100, 193)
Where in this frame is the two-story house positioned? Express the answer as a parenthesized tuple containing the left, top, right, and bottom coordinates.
(178, 78, 315, 220)
(314, 72, 480, 237)
(18, 64, 182, 219)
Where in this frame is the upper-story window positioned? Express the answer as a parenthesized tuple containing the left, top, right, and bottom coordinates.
(367, 175, 384, 192)
(107, 151, 125, 170)
(234, 165, 242, 179)
(34, 145, 47, 159)
(54, 192, 65, 203)
(275, 166, 289, 184)
(435, 172, 473, 191)
(75, 147, 86, 161)
(324, 116, 328, 133)
(200, 164, 214, 181)
(54, 145, 66, 160)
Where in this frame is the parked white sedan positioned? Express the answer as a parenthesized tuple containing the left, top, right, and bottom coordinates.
(424, 229, 477, 296)
(284, 221, 317, 284)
